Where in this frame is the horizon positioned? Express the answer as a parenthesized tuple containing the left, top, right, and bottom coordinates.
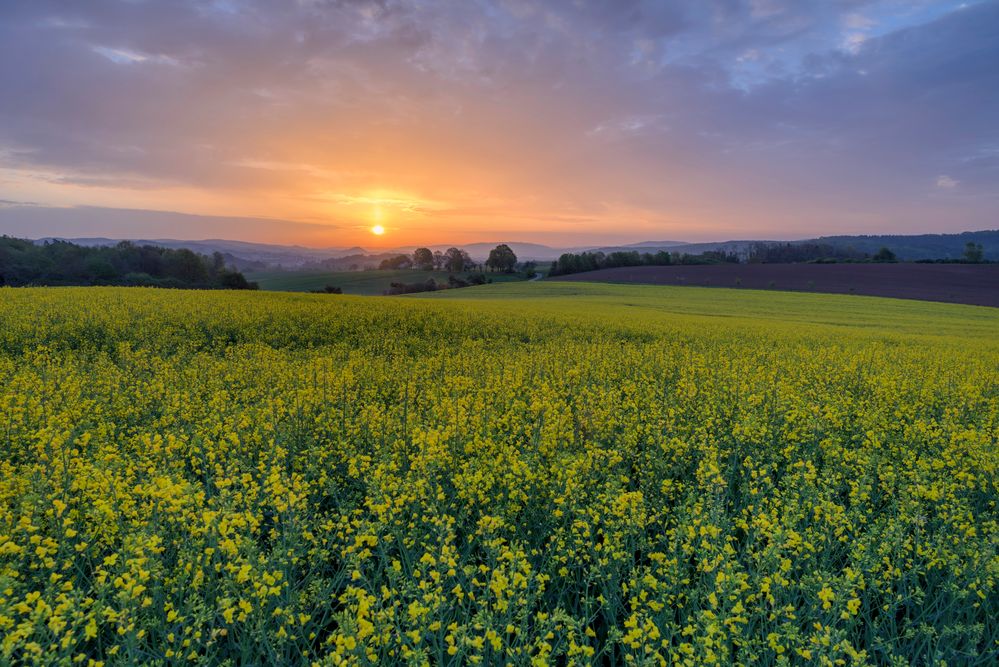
(2, 1, 998, 246)
(17, 225, 999, 254)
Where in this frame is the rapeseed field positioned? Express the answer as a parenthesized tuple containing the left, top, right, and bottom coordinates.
(0, 284, 996, 665)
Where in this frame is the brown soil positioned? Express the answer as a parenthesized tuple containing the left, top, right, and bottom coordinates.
(552, 263, 999, 308)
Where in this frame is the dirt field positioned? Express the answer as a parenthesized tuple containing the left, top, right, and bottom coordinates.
(552, 263, 999, 307)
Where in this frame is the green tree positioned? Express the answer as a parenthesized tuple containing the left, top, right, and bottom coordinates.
(412, 247, 434, 270)
(486, 244, 518, 272)
(379, 254, 412, 270)
(443, 247, 471, 273)
(211, 251, 226, 273)
(963, 242, 984, 263)
(872, 247, 897, 262)
(86, 257, 117, 281)
(0, 236, 255, 289)
(164, 249, 209, 284)
(219, 271, 259, 290)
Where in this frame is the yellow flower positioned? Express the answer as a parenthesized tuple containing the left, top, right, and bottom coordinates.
(818, 587, 835, 609)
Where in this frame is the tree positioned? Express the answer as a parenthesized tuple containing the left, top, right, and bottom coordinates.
(211, 251, 226, 273)
(309, 284, 342, 294)
(964, 242, 984, 263)
(485, 244, 518, 272)
(86, 257, 117, 281)
(219, 270, 259, 290)
(872, 247, 897, 262)
(444, 247, 471, 273)
(165, 249, 209, 283)
(432, 250, 445, 270)
(0, 235, 256, 289)
(412, 247, 434, 270)
(379, 254, 412, 270)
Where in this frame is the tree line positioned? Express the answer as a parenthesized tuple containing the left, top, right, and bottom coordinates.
(0, 237, 258, 289)
(746, 242, 869, 263)
(746, 241, 988, 264)
(384, 273, 491, 295)
(373, 245, 523, 295)
(550, 249, 739, 276)
(379, 244, 519, 273)
(551, 241, 990, 277)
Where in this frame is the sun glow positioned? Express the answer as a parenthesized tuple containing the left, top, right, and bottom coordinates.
(371, 224, 385, 236)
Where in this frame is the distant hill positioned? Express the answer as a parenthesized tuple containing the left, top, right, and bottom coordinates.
(587, 231, 999, 261)
(40, 238, 573, 265)
(587, 240, 770, 257)
(36, 237, 366, 268)
(812, 230, 999, 261)
(618, 240, 689, 248)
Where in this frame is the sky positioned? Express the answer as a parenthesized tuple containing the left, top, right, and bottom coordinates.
(0, 0, 997, 248)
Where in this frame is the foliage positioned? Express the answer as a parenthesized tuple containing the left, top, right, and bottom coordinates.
(0, 284, 997, 666)
(872, 247, 897, 262)
(384, 278, 440, 295)
(245, 269, 526, 295)
(443, 248, 473, 273)
(412, 248, 434, 271)
(814, 230, 999, 262)
(0, 237, 257, 289)
(447, 274, 488, 288)
(550, 249, 739, 276)
(378, 254, 412, 271)
(486, 244, 518, 273)
(384, 274, 490, 295)
(964, 242, 985, 263)
(747, 242, 869, 264)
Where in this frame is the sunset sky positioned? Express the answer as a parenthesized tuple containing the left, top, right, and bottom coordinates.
(1, 0, 997, 248)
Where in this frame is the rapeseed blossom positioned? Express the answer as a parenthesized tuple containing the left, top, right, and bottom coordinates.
(0, 286, 996, 665)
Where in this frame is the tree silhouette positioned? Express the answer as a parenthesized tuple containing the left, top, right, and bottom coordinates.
(412, 247, 434, 270)
(486, 244, 518, 272)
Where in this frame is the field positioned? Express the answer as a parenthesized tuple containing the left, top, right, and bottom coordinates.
(245, 269, 527, 294)
(1, 282, 997, 665)
(551, 263, 999, 307)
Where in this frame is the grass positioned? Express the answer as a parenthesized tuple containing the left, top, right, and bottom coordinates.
(416, 280, 999, 342)
(245, 269, 528, 294)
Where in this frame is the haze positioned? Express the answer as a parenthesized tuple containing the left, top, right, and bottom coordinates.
(1, 0, 997, 247)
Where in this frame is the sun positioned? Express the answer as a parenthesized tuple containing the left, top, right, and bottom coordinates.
(371, 225, 385, 236)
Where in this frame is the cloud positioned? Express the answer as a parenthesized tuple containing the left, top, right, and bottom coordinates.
(841, 33, 867, 54)
(936, 175, 958, 189)
(92, 45, 181, 66)
(587, 114, 669, 139)
(843, 13, 875, 31)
